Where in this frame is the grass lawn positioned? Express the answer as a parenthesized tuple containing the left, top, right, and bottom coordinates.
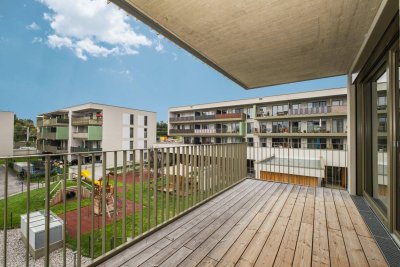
(1, 171, 207, 260)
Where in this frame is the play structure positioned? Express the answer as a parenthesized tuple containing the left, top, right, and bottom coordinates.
(81, 169, 116, 218)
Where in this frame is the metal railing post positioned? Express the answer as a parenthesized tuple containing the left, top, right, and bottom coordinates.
(77, 154, 82, 267)
(44, 156, 50, 267)
(26, 158, 31, 267)
(165, 148, 170, 221)
(101, 152, 107, 255)
(122, 150, 127, 243)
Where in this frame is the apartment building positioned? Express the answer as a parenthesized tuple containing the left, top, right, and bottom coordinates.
(37, 103, 156, 164)
(0, 111, 14, 157)
(168, 88, 348, 149)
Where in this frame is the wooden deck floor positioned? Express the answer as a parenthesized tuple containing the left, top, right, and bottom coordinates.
(99, 179, 387, 267)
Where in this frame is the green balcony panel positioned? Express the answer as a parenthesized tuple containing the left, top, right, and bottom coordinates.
(56, 127, 69, 140)
(239, 122, 245, 135)
(88, 126, 103, 140)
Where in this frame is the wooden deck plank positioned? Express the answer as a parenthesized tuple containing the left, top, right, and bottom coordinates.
(99, 179, 253, 267)
(328, 229, 350, 267)
(238, 185, 299, 266)
(358, 235, 388, 267)
(98, 180, 387, 267)
(216, 184, 293, 266)
(312, 187, 329, 267)
(340, 190, 371, 237)
(139, 181, 264, 266)
(273, 187, 308, 267)
(207, 183, 283, 262)
(252, 186, 301, 267)
(177, 182, 277, 266)
(292, 187, 315, 267)
(198, 256, 218, 267)
(323, 188, 341, 231)
(332, 189, 369, 267)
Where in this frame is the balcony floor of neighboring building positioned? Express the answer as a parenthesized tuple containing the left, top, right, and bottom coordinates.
(98, 179, 387, 267)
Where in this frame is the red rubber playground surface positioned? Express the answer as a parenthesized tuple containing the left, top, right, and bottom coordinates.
(58, 197, 141, 237)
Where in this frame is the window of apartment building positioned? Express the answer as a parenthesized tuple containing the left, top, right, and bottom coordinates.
(377, 95, 387, 109)
(247, 137, 254, 147)
(272, 104, 289, 116)
(259, 122, 268, 133)
(291, 104, 300, 110)
(332, 119, 344, 133)
(144, 128, 148, 138)
(308, 101, 326, 108)
(130, 140, 134, 150)
(331, 138, 344, 150)
(130, 114, 134, 125)
(307, 120, 327, 133)
(129, 153, 134, 162)
(272, 121, 289, 133)
(378, 115, 387, 132)
(130, 127, 134, 138)
(291, 138, 301, 148)
(260, 138, 267, 147)
(291, 121, 301, 133)
(307, 138, 327, 149)
(232, 123, 240, 133)
(144, 116, 148, 126)
(246, 107, 254, 119)
(144, 152, 148, 161)
(332, 99, 343, 106)
(144, 140, 147, 149)
(247, 122, 254, 134)
(272, 138, 288, 147)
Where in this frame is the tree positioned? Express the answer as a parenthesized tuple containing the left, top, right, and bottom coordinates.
(156, 121, 168, 136)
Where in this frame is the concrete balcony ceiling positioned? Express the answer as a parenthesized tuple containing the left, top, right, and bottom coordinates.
(110, 0, 383, 88)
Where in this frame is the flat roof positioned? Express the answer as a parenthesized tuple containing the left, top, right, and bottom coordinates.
(38, 102, 157, 116)
(110, 0, 383, 89)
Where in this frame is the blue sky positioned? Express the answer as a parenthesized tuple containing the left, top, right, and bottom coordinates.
(0, 0, 346, 122)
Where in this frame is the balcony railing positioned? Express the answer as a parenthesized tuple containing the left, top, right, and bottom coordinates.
(41, 145, 68, 153)
(170, 113, 245, 123)
(40, 132, 56, 140)
(71, 147, 102, 152)
(247, 141, 348, 188)
(0, 143, 247, 266)
(256, 106, 347, 119)
(37, 118, 69, 127)
(169, 129, 195, 134)
(71, 118, 103, 126)
(72, 132, 89, 139)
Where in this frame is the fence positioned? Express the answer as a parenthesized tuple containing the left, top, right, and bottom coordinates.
(246, 141, 348, 189)
(0, 143, 247, 266)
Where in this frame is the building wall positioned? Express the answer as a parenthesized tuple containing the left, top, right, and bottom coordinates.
(168, 88, 348, 149)
(0, 112, 14, 157)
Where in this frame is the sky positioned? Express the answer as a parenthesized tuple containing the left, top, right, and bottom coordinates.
(0, 0, 346, 122)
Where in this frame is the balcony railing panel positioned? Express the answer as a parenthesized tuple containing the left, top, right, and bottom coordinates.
(170, 113, 245, 123)
(0, 143, 247, 266)
(37, 118, 69, 127)
(71, 118, 103, 126)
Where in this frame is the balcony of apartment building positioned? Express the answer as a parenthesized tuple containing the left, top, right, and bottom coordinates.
(71, 112, 103, 126)
(37, 116, 69, 127)
(37, 140, 68, 154)
(169, 112, 246, 124)
(256, 104, 347, 121)
(37, 126, 69, 141)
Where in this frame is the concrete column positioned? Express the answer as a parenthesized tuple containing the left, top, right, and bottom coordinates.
(347, 74, 357, 194)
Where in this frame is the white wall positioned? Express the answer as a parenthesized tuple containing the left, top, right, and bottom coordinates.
(0, 112, 14, 157)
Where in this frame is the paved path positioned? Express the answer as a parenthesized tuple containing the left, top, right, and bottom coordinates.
(0, 165, 41, 199)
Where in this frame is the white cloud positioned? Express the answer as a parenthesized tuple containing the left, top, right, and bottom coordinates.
(26, 22, 40, 30)
(32, 37, 43, 43)
(155, 42, 164, 53)
(39, 0, 152, 60)
(98, 67, 133, 82)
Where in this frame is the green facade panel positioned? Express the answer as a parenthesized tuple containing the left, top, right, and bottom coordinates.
(88, 126, 103, 141)
(56, 127, 69, 140)
(239, 122, 246, 136)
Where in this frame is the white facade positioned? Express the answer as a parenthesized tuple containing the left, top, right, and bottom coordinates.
(37, 103, 156, 166)
(0, 111, 14, 157)
(168, 88, 348, 149)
